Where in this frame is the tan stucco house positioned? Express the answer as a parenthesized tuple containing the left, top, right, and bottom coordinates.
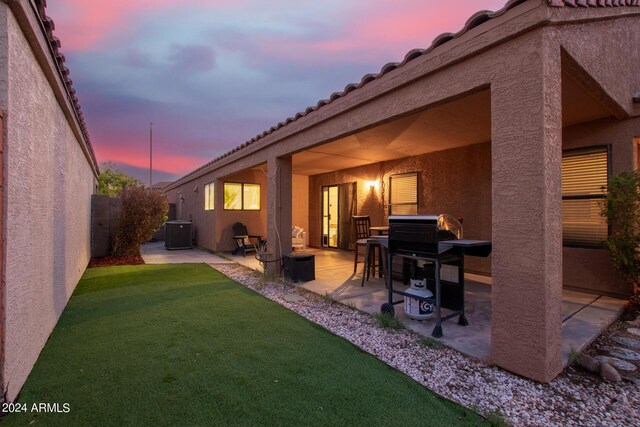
(0, 0, 99, 401)
(164, 0, 640, 382)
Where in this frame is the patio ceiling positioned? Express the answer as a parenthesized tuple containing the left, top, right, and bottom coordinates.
(562, 69, 614, 126)
(288, 77, 611, 176)
(291, 90, 491, 176)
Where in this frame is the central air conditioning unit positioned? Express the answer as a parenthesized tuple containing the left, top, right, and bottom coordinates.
(165, 220, 193, 250)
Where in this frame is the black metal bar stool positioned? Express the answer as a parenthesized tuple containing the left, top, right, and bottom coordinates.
(361, 238, 383, 286)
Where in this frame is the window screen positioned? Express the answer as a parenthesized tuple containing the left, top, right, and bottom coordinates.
(561, 147, 609, 246)
(204, 183, 215, 211)
(389, 172, 418, 215)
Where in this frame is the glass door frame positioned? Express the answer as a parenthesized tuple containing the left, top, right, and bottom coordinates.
(321, 185, 339, 248)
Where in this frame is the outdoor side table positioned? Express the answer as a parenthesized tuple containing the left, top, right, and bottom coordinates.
(283, 253, 315, 283)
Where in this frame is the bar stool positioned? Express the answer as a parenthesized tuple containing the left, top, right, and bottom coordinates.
(353, 216, 376, 274)
(361, 238, 383, 286)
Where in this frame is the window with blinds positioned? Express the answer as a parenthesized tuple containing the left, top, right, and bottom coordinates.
(204, 182, 215, 210)
(389, 172, 418, 215)
(561, 147, 609, 246)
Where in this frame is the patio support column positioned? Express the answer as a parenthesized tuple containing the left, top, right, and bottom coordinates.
(266, 155, 292, 275)
(214, 177, 224, 251)
(490, 34, 563, 382)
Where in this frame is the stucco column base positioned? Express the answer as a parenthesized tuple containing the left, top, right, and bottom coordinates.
(266, 155, 292, 276)
(490, 32, 563, 382)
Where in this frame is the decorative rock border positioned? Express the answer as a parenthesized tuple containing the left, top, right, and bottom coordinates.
(212, 263, 640, 427)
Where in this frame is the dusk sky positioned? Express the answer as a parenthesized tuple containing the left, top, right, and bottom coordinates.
(47, 0, 508, 184)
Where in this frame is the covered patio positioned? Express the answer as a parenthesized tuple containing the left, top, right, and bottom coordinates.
(206, 44, 629, 379)
(227, 248, 625, 364)
(163, 2, 640, 382)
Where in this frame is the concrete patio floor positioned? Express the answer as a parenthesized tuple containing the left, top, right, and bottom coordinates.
(141, 241, 236, 264)
(141, 242, 626, 365)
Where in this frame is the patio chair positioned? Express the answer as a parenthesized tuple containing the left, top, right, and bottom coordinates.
(232, 222, 263, 257)
(292, 226, 306, 250)
(353, 216, 380, 283)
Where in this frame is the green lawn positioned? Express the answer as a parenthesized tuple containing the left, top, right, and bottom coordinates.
(5, 264, 487, 426)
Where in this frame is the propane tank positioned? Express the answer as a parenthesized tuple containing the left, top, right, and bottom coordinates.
(404, 278, 434, 321)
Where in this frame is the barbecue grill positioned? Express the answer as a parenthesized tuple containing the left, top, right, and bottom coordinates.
(382, 214, 491, 338)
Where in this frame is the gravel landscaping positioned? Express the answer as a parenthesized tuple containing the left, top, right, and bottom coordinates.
(213, 263, 640, 427)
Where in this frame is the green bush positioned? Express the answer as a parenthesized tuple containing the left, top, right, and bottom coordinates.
(98, 162, 141, 196)
(601, 171, 640, 291)
(112, 186, 168, 257)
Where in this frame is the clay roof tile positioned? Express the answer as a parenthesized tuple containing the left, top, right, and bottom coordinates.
(549, 0, 640, 6)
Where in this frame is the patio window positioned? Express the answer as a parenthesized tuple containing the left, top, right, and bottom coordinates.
(204, 183, 214, 211)
(389, 172, 418, 215)
(562, 147, 609, 247)
(224, 182, 260, 211)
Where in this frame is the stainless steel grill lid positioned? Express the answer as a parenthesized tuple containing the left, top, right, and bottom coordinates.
(437, 214, 463, 239)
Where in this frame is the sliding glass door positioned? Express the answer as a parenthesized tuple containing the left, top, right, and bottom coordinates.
(321, 183, 356, 250)
(322, 185, 339, 248)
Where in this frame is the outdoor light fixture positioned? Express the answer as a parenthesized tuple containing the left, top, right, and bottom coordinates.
(366, 180, 379, 192)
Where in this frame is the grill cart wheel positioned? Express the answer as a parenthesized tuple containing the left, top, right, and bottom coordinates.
(381, 303, 395, 316)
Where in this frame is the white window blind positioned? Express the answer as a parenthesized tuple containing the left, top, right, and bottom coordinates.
(561, 148, 608, 246)
(389, 172, 418, 215)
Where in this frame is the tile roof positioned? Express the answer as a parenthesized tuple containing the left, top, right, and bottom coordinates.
(33, 0, 99, 173)
(169, 0, 639, 186)
(549, 0, 640, 6)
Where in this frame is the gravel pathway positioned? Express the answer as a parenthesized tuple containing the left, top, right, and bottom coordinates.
(212, 263, 639, 427)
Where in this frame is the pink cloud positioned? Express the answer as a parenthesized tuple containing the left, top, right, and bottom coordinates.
(95, 143, 205, 175)
(47, 0, 166, 51)
(48, 0, 235, 51)
(242, 1, 507, 65)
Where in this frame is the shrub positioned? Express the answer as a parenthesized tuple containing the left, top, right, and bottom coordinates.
(112, 186, 168, 257)
(601, 171, 640, 292)
(568, 346, 581, 367)
(98, 162, 141, 196)
(372, 312, 404, 330)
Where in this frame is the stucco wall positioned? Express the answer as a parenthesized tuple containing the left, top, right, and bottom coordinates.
(165, 170, 306, 252)
(308, 142, 492, 274)
(2, 9, 96, 401)
(555, 16, 640, 117)
(216, 170, 267, 252)
(166, 169, 268, 252)
(164, 173, 217, 249)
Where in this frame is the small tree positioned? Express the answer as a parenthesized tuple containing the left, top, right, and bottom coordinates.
(112, 186, 168, 257)
(601, 170, 640, 292)
(98, 162, 142, 196)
